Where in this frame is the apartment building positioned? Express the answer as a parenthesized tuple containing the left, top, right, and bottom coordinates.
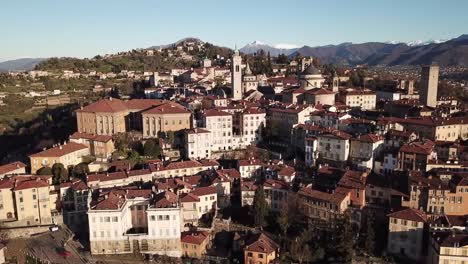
(29, 142, 89, 174)
(316, 130, 351, 167)
(181, 231, 210, 258)
(0, 176, 53, 225)
(268, 105, 315, 142)
(88, 189, 182, 257)
(69, 132, 115, 161)
(349, 134, 384, 170)
(142, 102, 191, 138)
(387, 208, 427, 261)
(201, 109, 233, 151)
(298, 186, 351, 222)
(397, 139, 436, 171)
(428, 232, 468, 264)
(338, 88, 376, 110)
(0, 161, 26, 177)
(263, 179, 289, 212)
(184, 128, 211, 159)
(238, 159, 264, 179)
(238, 108, 266, 146)
(76, 98, 128, 135)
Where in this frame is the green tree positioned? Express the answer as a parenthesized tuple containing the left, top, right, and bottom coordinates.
(291, 229, 316, 264)
(251, 186, 269, 229)
(37, 166, 53, 175)
(127, 149, 141, 167)
(143, 139, 162, 158)
(72, 162, 90, 181)
(364, 212, 376, 255)
(51, 163, 68, 184)
(277, 201, 289, 237)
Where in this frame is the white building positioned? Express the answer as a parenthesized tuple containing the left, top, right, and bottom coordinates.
(349, 134, 384, 170)
(239, 108, 266, 146)
(317, 130, 351, 166)
(201, 109, 233, 151)
(339, 88, 376, 110)
(88, 190, 182, 257)
(184, 128, 212, 159)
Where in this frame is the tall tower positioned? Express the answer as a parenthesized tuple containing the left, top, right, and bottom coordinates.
(331, 70, 339, 93)
(231, 49, 242, 100)
(420, 65, 439, 107)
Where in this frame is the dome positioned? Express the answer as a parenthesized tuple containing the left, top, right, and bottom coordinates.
(301, 64, 321, 75)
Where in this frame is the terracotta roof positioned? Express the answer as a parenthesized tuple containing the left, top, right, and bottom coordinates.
(87, 171, 127, 183)
(245, 232, 279, 254)
(163, 160, 203, 171)
(355, 133, 383, 143)
(278, 166, 295, 177)
(263, 179, 289, 190)
(191, 186, 217, 196)
(400, 140, 434, 155)
(241, 181, 258, 192)
(71, 180, 88, 191)
(70, 132, 112, 142)
(77, 98, 128, 113)
(124, 99, 164, 110)
(319, 129, 352, 140)
(432, 232, 468, 247)
(29, 142, 88, 158)
(387, 208, 427, 222)
(203, 108, 232, 117)
(181, 231, 209, 245)
(14, 178, 49, 191)
(216, 169, 241, 179)
(180, 192, 200, 203)
(298, 186, 348, 205)
(243, 107, 266, 115)
(238, 159, 264, 167)
(0, 161, 26, 175)
(153, 191, 178, 208)
(142, 102, 189, 115)
(93, 191, 125, 210)
(305, 88, 335, 95)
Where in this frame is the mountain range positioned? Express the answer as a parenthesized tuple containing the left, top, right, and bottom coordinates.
(240, 35, 468, 66)
(1, 35, 467, 72)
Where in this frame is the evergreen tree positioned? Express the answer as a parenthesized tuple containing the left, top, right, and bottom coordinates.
(51, 163, 68, 184)
(37, 166, 52, 175)
(277, 201, 289, 237)
(251, 186, 269, 228)
(143, 139, 162, 158)
(364, 212, 376, 255)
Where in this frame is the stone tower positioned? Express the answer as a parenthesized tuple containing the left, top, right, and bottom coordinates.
(231, 49, 242, 100)
(420, 65, 439, 107)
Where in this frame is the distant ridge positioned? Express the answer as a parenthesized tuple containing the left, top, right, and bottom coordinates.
(0, 58, 47, 72)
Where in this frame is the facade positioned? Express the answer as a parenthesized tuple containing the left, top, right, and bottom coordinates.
(29, 142, 90, 174)
(232, 50, 243, 100)
(76, 98, 128, 135)
(142, 102, 191, 138)
(349, 134, 384, 170)
(244, 232, 279, 264)
(88, 190, 182, 257)
(184, 128, 211, 159)
(201, 109, 233, 151)
(316, 130, 351, 166)
(268, 105, 314, 141)
(420, 65, 439, 108)
(181, 231, 210, 259)
(303, 88, 335, 105)
(242, 63, 258, 93)
(239, 108, 266, 146)
(69, 132, 115, 161)
(299, 64, 325, 89)
(428, 232, 468, 264)
(339, 89, 376, 110)
(387, 208, 427, 261)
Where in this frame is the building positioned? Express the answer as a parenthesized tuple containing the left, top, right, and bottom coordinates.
(69, 132, 115, 161)
(232, 50, 243, 100)
(397, 139, 436, 171)
(142, 102, 191, 138)
(428, 232, 468, 264)
(420, 65, 439, 108)
(299, 64, 325, 89)
(76, 98, 128, 135)
(29, 142, 90, 174)
(387, 208, 427, 261)
(349, 134, 384, 170)
(238, 108, 266, 146)
(268, 105, 314, 142)
(244, 232, 279, 264)
(263, 179, 289, 212)
(201, 109, 233, 151)
(242, 63, 258, 93)
(339, 88, 376, 110)
(181, 231, 210, 259)
(0, 161, 26, 177)
(184, 128, 211, 159)
(316, 130, 352, 167)
(88, 190, 182, 257)
(303, 88, 335, 105)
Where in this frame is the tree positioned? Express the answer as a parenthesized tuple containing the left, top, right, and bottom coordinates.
(37, 166, 52, 175)
(52, 163, 68, 184)
(334, 214, 355, 262)
(251, 186, 269, 229)
(127, 149, 141, 167)
(72, 162, 90, 181)
(364, 212, 376, 255)
(291, 229, 317, 264)
(277, 201, 289, 237)
(143, 139, 162, 158)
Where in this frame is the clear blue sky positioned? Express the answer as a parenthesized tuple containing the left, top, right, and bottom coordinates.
(1, 0, 467, 61)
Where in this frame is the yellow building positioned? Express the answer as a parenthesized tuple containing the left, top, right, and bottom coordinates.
(181, 231, 210, 259)
(141, 102, 191, 138)
(69, 132, 115, 161)
(428, 232, 468, 264)
(244, 232, 279, 264)
(76, 98, 128, 135)
(29, 142, 89, 174)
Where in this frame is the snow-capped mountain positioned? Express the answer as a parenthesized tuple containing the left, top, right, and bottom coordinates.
(386, 39, 449, 46)
(240, 41, 299, 56)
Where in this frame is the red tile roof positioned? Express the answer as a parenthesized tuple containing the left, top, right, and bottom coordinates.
(181, 231, 209, 245)
(387, 208, 427, 222)
(191, 186, 217, 197)
(179, 192, 200, 203)
(77, 98, 128, 113)
(14, 178, 49, 191)
(245, 232, 279, 254)
(203, 109, 232, 117)
(142, 102, 189, 115)
(29, 142, 88, 158)
(0, 161, 26, 175)
(70, 132, 112, 142)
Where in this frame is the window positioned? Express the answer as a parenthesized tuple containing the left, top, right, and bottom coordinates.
(247, 252, 253, 257)
(104, 217, 110, 222)
(32, 194, 37, 200)
(258, 254, 264, 259)
(112, 217, 118, 222)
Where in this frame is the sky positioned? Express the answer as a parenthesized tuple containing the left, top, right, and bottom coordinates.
(1, 0, 468, 61)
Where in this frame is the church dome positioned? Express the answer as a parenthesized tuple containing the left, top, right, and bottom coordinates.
(301, 64, 321, 75)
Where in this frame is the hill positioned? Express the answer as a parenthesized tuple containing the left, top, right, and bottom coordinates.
(0, 58, 46, 72)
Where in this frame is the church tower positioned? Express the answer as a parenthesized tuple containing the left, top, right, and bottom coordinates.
(331, 70, 339, 93)
(231, 49, 242, 100)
